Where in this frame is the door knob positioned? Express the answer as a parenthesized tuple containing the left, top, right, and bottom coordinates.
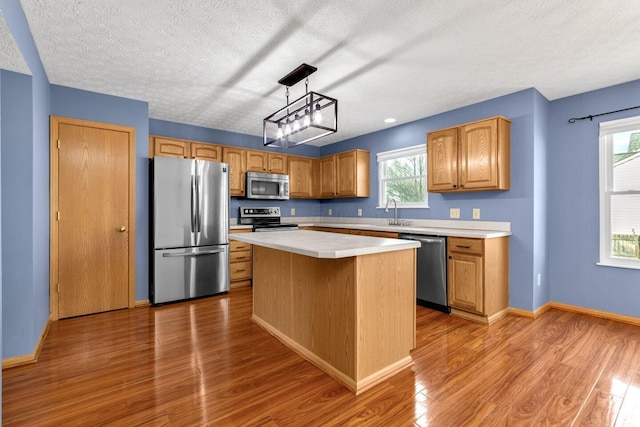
(119, 226, 127, 232)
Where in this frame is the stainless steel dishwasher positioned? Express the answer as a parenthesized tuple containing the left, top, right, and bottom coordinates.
(399, 234, 450, 313)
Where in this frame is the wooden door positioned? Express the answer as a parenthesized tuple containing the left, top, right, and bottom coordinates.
(223, 147, 246, 196)
(448, 253, 483, 315)
(459, 118, 498, 190)
(288, 156, 313, 198)
(191, 142, 222, 161)
(319, 155, 336, 197)
(51, 116, 136, 319)
(427, 128, 458, 192)
(246, 149, 268, 172)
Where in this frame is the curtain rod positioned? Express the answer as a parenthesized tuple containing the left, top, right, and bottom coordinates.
(568, 105, 640, 123)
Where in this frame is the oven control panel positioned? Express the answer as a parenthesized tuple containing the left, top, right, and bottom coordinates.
(240, 207, 280, 218)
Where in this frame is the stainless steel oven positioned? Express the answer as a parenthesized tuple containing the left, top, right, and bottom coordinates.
(246, 172, 289, 200)
(239, 206, 298, 231)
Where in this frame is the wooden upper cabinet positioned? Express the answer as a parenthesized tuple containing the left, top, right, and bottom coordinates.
(223, 147, 247, 196)
(427, 116, 510, 193)
(191, 142, 222, 162)
(319, 149, 370, 198)
(288, 155, 315, 198)
(427, 128, 458, 191)
(336, 149, 370, 197)
(150, 136, 222, 162)
(246, 150, 268, 172)
(319, 156, 337, 197)
(267, 153, 288, 174)
(152, 137, 190, 158)
(246, 150, 288, 174)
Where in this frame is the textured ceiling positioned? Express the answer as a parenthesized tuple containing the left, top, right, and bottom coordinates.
(0, 11, 31, 75)
(16, 0, 640, 146)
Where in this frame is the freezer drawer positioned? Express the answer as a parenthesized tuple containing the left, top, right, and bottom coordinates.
(152, 245, 230, 304)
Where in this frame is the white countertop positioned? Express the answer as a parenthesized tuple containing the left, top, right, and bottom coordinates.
(231, 222, 511, 238)
(229, 230, 421, 259)
(298, 223, 511, 238)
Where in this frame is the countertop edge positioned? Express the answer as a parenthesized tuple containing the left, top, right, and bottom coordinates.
(230, 231, 421, 259)
(230, 223, 511, 238)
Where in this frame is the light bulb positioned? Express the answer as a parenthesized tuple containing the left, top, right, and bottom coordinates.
(293, 114, 300, 132)
(284, 120, 292, 135)
(303, 108, 311, 127)
(313, 103, 323, 125)
(276, 125, 283, 139)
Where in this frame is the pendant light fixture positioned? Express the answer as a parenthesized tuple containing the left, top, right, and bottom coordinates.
(263, 64, 338, 148)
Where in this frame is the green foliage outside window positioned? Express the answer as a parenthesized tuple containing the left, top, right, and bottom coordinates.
(383, 154, 426, 203)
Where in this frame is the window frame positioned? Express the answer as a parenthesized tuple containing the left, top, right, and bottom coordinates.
(598, 116, 640, 270)
(377, 144, 428, 209)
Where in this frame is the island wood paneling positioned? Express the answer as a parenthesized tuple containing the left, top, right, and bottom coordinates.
(355, 249, 416, 381)
(251, 245, 415, 394)
(3, 288, 640, 426)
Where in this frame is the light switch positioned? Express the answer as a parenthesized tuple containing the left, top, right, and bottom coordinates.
(357, 209, 362, 216)
(450, 208, 460, 219)
(473, 208, 480, 219)
(291, 208, 296, 216)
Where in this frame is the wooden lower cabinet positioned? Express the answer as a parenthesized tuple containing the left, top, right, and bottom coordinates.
(447, 236, 509, 325)
(230, 229, 252, 288)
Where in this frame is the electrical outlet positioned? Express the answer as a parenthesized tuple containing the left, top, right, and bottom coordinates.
(328, 208, 333, 216)
(537, 273, 541, 287)
(357, 209, 362, 216)
(473, 208, 480, 219)
(290, 208, 296, 216)
(450, 208, 460, 219)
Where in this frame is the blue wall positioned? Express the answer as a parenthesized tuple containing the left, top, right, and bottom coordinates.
(320, 89, 542, 311)
(51, 85, 150, 302)
(1, 71, 34, 357)
(548, 80, 640, 317)
(1, 0, 51, 360)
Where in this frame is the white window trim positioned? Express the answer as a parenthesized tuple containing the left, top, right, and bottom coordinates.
(377, 144, 428, 208)
(598, 116, 640, 270)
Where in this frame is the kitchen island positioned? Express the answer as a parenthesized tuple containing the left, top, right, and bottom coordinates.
(229, 230, 420, 394)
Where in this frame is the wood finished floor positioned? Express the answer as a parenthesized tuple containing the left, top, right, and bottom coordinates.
(3, 287, 640, 426)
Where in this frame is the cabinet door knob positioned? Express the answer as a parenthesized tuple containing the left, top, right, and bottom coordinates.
(119, 226, 127, 232)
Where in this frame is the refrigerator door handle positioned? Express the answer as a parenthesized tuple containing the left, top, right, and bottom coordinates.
(195, 174, 201, 232)
(162, 248, 225, 258)
(190, 175, 196, 232)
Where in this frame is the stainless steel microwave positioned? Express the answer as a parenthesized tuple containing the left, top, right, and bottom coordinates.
(245, 171, 289, 200)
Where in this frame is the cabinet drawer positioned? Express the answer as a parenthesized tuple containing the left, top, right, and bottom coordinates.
(230, 261, 252, 281)
(448, 237, 483, 255)
(231, 250, 252, 263)
(231, 240, 252, 252)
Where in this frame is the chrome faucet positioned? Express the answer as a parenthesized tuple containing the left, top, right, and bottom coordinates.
(384, 198, 400, 225)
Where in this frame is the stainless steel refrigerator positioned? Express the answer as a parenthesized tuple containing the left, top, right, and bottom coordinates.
(150, 157, 230, 304)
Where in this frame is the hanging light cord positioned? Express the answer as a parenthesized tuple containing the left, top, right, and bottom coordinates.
(568, 105, 640, 123)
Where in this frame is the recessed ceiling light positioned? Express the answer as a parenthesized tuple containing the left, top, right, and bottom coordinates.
(384, 118, 396, 124)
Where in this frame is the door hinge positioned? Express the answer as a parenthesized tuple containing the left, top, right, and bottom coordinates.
(57, 139, 61, 149)
(57, 211, 60, 221)
(57, 283, 60, 293)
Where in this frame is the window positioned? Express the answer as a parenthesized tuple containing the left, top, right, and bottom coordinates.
(377, 144, 428, 208)
(599, 116, 640, 269)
